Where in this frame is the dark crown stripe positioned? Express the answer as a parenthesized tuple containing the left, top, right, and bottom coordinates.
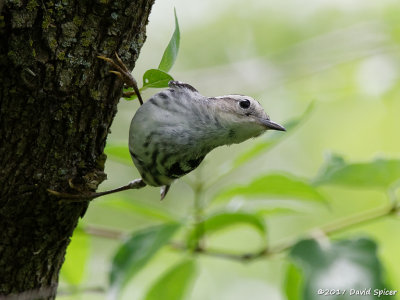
(168, 81, 198, 93)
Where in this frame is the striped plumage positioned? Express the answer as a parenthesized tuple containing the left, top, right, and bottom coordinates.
(129, 81, 285, 197)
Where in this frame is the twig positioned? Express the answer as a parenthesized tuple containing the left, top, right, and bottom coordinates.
(83, 225, 127, 240)
(172, 204, 399, 262)
(82, 204, 399, 263)
(58, 286, 106, 296)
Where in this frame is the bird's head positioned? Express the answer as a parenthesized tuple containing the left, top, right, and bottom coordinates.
(211, 95, 285, 144)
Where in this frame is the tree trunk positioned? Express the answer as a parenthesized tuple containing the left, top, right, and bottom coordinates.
(0, 0, 154, 298)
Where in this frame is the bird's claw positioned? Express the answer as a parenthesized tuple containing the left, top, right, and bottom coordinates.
(160, 185, 171, 201)
(98, 52, 143, 105)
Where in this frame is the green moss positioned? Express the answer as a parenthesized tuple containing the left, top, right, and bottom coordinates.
(72, 16, 83, 26)
(67, 126, 76, 136)
(91, 119, 99, 127)
(61, 21, 78, 38)
(59, 69, 73, 90)
(42, 14, 52, 30)
(103, 39, 116, 53)
(57, 51, 65, 60)
(27, 0, 39, 11)
(96, 153, 107, 170)
(48, 37, 58, 51)
(61, 102, 71, 110)
(32, 48, 36, 57)
(90, 89, 101, 100)
(7, 50, 16, 60)
(0, 16, 5, 29)
(58, 168, 68, 176)
(78, 160, 86, 169)
(81, 38, 91, 47)
(46, 64, 55, 73)
(54, 110, 63, 120)
(81, 30, 94, 47)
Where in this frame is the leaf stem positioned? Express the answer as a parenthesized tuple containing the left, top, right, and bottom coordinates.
(193, 181, 206, 250)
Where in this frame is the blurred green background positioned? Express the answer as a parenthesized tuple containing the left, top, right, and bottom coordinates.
(58, 0, 400, 299)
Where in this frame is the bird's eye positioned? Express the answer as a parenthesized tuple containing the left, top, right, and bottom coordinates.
(239, 99, 251, 109)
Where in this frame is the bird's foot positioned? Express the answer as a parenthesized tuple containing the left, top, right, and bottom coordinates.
(47, 179, 147, 203)
(97, 52, 143, 104)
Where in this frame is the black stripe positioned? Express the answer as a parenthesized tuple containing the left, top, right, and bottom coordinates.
(188, 156, 205, 169)
(143, 131, 157, 148)
(160, 153, 172, 168)
(151, 148, 159, 164)
(228, 129, 236, 139)
(148, 167, 162, 185)
(158, 92, 169, 99)
(148, 97, 161, 107)
(129, 149, 137, 159)
(203, 112, 211, 122)
(169, 81, 198, 93)
(214, 116, 222, 129)
(168, 162, 186, 177)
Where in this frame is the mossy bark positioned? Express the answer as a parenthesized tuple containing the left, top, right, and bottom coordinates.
(0, 0, 154, 298)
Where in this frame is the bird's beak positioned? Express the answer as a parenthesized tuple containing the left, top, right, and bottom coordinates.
(259, 119, 286, 131)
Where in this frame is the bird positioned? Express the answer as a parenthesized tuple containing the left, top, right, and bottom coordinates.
(48, 53, 285, 201)
(129, 80, 285, 199)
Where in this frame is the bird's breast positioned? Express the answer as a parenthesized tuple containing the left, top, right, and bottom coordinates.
(129, 91, 213, 186)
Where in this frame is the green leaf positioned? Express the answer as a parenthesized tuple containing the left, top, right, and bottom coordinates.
(289, 238, 387, 300)
(233, 102, 315, 167)
(284, 263, 303, 300)
(60, 227, 90, 285)
(216, 173, 325, 203)
(101, 197, 179, 222)
(314, 154, 400, 189)
(109, 223, 180, 298)
(142, 69, 174, 89)
(202, 211, 266, 234)
(187, 212, 266, 248)
(104, 143, 131, 165)
(144, 259, 197, 300)
(158, 8, 180, 72)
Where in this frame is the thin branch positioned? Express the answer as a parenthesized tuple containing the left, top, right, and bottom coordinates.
(193, 181, 206, 249)
(82, 204, 400, 263)
(172, 204, 400, 262)
(83, 225, 127, 240)
(58, 286, 106, 296)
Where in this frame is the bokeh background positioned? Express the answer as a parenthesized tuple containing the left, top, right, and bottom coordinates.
(58, 0, 400, 299)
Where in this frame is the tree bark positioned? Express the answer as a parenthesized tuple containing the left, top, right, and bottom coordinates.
(0, 0, 154, 298)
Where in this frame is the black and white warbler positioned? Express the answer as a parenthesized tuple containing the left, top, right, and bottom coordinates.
(49, 54, 285, 200)
(130, 80, 285, 199)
